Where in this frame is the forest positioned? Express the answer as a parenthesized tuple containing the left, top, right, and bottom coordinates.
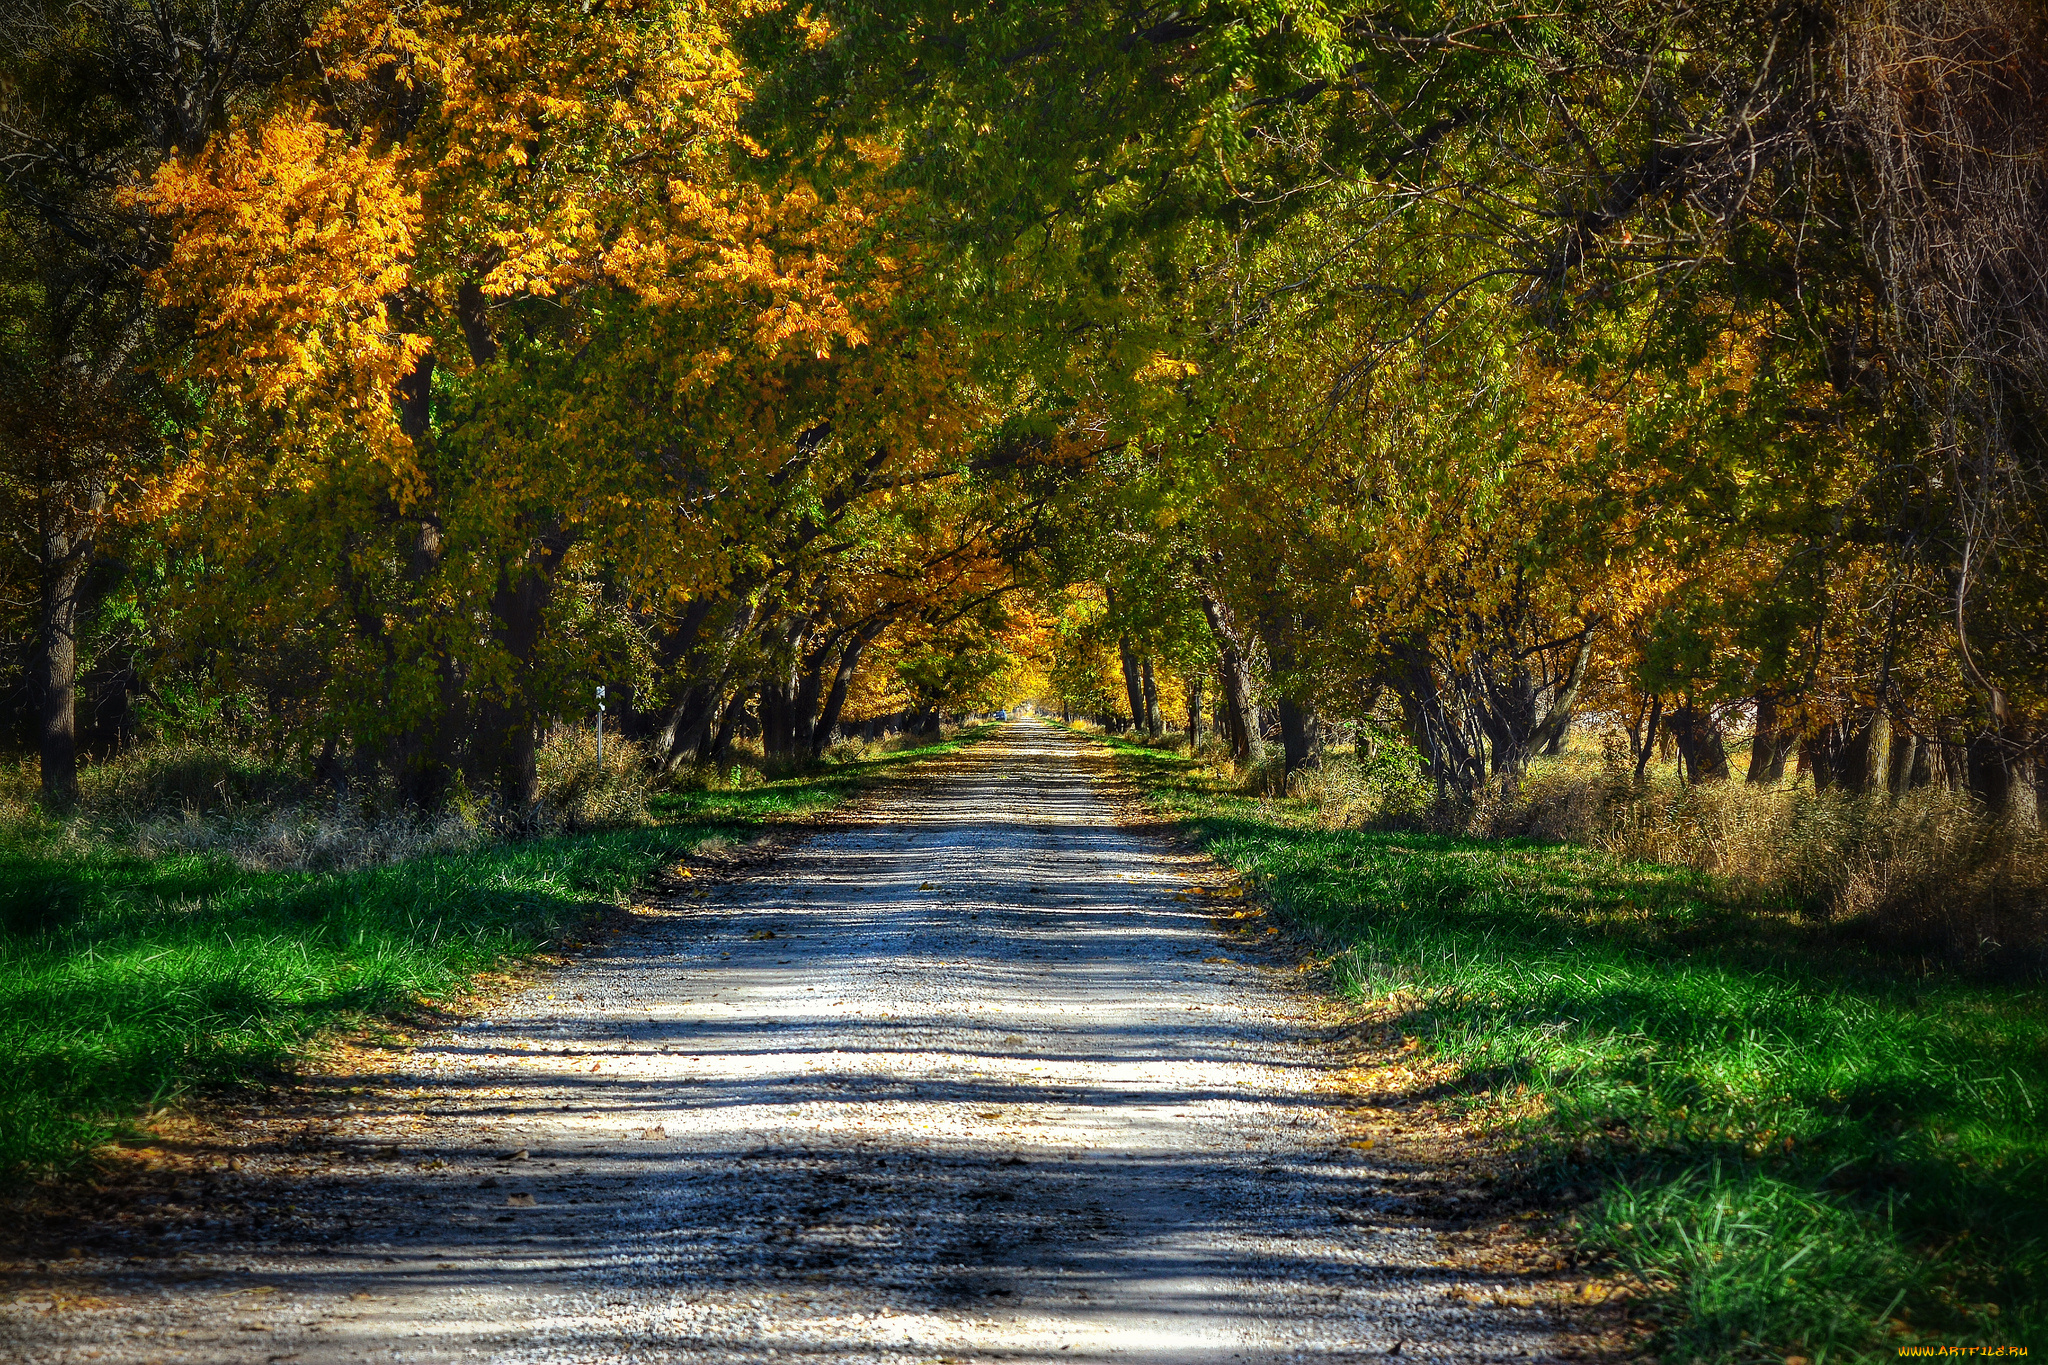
(5, 1, 2047, 923)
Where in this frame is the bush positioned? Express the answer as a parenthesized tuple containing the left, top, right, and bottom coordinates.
(1285, 731, 1435, 824)
(528, 728, 654, 833)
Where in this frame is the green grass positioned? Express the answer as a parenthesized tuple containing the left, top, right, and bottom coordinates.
(1088, 731, 2048, 1363)
(0, 729, 985, 1183)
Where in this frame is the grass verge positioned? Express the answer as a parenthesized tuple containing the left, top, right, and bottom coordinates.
(1086, 730, 2047, 1363)
(0, 729, 986, 1183)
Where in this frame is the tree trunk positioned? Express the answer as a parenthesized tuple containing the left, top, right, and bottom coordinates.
(1905, 734, 1934, 789)
(1140, 658, 1163, 737)
(391, 514, 461, 809)
(474, 541, 566, 812)
(1745, 695, 1795, 784)
(1185, 673, 1204, 748)
(1844, 707, 1892, 795)
(1117, 636, 1144, 734)
(1276, 695, 1320, 776)
(1669, 700, 1731, 783)
(759, 675, 791, 759)
(1390, 640, 1483, 795)
(790, 641, 836, 759)
(1886, 725, 1915, 794)
(1803, 720, 1851, 790)
(1485, 625, 1596, 774)
(1632, 693, 1663, 782)
(689, 601, 757, 767)
(1968, 724, 2040, 829)
(1198, 593, 1263, 764)
(384, 348, 461, 805)
(811, 624, 883, 759)
(647, 597, 721, 769)
(38, 508, 89, 810)
(707, 689, 749, 765)
(656, 684, 713, 771)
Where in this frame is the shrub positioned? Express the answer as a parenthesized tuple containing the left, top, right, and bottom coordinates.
(529, 728, 654, 833)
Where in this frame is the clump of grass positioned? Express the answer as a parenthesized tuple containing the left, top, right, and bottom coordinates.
(1519, 760, 2048, 969)
(529, 729, 656, 833)
(820, 724, 984, 766)
(1094, 732, 2048, 1363)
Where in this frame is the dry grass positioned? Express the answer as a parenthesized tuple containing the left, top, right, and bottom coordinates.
(1496, 753, 2047, 966)
(1218, 733, 2048, 970)
(527, 728, 655, 834)
(0, 730, 663, 873)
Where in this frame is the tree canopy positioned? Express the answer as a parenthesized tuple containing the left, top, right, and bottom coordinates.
(4, 0, 2044, 823)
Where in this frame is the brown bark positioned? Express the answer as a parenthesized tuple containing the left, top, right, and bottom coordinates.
(1632, 694, 1663, 782)
(1803, 720, 1852, 790)
(707, 689, 748, 766)
(1199, 593, 1263, 764)
(1276, 695, 1320, 775)
(811, 623, 885, 758)
(1844, 708, 1892, 795)
(1140, 658, 1162, 737)
(1745, 694, 1796, 784)
(457, 280, 499, 365)
(1968, 725, 2040, 829)
(1117, 636, 1144, 734)
(1886, 726, 1915, 793)
(38, 508, 89, 810)
(1669, 700, 1730, 783)
(396, 351, 434, 440)
(474, 538, 567, 812)
(1526, 625, 1598, 761)
(1905, 734, 1934, 789)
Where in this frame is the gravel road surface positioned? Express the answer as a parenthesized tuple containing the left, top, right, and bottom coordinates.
(5, 720, 1563, 1364)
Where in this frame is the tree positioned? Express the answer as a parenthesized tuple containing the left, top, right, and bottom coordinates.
(0, 0, 307, 806)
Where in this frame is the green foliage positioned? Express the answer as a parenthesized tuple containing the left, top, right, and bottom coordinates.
(1096, 732, 2048, 1362)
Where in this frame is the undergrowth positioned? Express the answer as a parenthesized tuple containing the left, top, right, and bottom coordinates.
(0, 726, 986, 1183)
(1090, 730, 2048, 1364)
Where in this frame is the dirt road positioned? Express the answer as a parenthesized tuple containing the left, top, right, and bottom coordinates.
(5, 721, 1562, 1363)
